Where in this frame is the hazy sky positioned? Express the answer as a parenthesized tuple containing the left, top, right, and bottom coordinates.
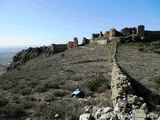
(0, 0, 160, 47)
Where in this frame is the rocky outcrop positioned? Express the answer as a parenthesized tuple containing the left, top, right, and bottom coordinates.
(7, 46, 53, 70)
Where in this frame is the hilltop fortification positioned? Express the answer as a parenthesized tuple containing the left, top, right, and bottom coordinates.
(8, 25, 160, 70)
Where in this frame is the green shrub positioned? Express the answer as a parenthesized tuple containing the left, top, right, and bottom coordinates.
(2, 83, 13, 90)
(52, 90, 67, 97)
(20, 88, 32, 95)
(43, 82, 60, 89)
(12, 95, 21, 104)
(0, 95, 8, 106)
(0, 103, 24, 118)
(85, 73, 110, 92)
(28, 80, 39, 88)
(21, 99, 34, 109)
(44, 94, 56, 102)
(24, 95, 36, 101)
(34, 84, 48, 92)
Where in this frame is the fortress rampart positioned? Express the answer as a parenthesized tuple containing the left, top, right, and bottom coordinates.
(48, 37, 78, 53)
(48, 25, 160, 52)
(145, 30, 160, 39)
(49, 44, 67, 53)
(9, 25, 160, 71)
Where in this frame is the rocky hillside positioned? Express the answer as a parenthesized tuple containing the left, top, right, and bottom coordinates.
(7, 46, 54, 70)
(0, 42, 115, 120)
(0, 39, 160, 120)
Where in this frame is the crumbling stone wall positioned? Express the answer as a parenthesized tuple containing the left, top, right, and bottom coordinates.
(67, 37, 78, 48)
(110, 43, 158, 119)
(92, 33, 100, 40)
(92, 31, 103, 40)
(104, 28, 123, 39)
(109, 28, 116, 38)
(79, 42, 159, 120)
(137, 25, 145, 37)
(99, 31, 103, 38)
(121, 27, 137, 35)
(49, 37, 78, 53)
(49, 44, 67, 53)
(145, 30, 160, 40)
(82, 37, 90, 45)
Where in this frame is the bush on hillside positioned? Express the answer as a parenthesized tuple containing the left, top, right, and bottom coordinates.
(85, 73, 110, 92)
(34, 84, 48, 92)
(0, 95, 8, 106)
(0, 103, 24, 118)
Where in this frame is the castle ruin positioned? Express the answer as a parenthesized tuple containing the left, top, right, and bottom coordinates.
(48, 25, 160, 53)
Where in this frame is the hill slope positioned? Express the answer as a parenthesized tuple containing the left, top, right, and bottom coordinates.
(0, 40, 160, 120)
(117, 42, 160, 95)
(0, 42, 114, 120)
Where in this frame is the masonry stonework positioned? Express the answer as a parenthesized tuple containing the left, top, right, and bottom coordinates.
(67, 37, 78, 48)
(82, 37, 90, 45)
(137, 25, 145, 37)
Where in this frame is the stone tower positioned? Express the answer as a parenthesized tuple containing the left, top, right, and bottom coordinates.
(137, 25, 145, 37)
(99, 31, 103, 38)
(73, 37, 78, 47)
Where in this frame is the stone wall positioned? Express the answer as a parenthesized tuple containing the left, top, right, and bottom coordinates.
(92, 33, 99, 40)
(49, 44, 67, 53)
(67, 37, 78, 48)
(92, 31, 103, 40)
(137, 25, 145, 37)
(110, 43, 159, 119)
(79, 40, 160, 120)
(96, 39, 108, 44)
(109, 28, 116, 38)
(121, 27, 137, 35)
(145, 30, 160, 39)
(79, 42, 159, 120)
(82, 37, 90, 45)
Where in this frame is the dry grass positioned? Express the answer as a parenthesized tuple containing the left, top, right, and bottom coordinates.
(1, 39, 159, 119)
(117, 41, 160, 95)
(117, 41, 160, 113)
(0, 42, 114, 120)
(0, 72, 4, 76)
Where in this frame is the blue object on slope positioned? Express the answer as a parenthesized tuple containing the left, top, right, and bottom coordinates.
(71, 88, 82, 96)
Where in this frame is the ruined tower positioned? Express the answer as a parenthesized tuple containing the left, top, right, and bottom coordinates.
(137, 25, 145, 37)
(73, 37, 78, 47)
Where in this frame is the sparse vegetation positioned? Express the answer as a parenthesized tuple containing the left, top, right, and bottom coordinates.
(0, 43, 113, 120)
(0, 72, 4, 76)
(85, 73, 110, 92)
(0, 39, 160, 119)
(117, 40, 160, 113)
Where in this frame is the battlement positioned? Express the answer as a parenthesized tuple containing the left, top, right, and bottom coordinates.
(48, 37, 79, 53)
(48, 25, 160, 53)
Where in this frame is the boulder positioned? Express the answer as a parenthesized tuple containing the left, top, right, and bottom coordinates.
(79, 113, 92, 120)
(99, 113, 111, 120)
